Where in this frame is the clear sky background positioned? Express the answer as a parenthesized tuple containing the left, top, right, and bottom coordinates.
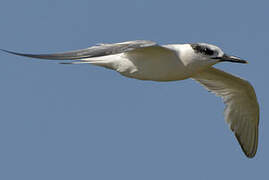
(0, 0, 268, 179)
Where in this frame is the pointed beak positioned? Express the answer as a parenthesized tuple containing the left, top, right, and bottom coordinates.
(213, 54, 248, 64)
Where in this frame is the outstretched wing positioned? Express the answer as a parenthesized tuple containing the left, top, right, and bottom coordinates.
(1, 40, 158, 60)
(192, 67, 259, 158)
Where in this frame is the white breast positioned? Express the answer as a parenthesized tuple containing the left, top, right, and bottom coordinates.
(83, 44, 215, 82)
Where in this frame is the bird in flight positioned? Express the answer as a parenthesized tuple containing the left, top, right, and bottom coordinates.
(1, 40, 259, 158)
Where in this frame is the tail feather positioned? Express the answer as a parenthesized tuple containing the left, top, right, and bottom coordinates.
(59, 61, 92, 65)
(59, 60, 116, 70)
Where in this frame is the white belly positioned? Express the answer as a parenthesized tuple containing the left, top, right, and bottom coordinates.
(115, 48, 193, 81)
(85, 46, 196, 82)
(119, 58, 189, 81)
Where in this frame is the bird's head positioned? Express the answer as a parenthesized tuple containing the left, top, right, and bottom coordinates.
(190, 43, 248, 65)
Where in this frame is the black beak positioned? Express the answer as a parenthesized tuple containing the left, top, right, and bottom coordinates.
(213, 54, 248, 64)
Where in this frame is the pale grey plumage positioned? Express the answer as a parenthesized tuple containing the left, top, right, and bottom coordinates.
(1, 40, 157, 60)
(192, 67, 259, 158)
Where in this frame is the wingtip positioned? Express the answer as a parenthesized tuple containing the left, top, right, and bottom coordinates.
(235, 132, 257, 158)
(0, 49, 29, 57)
(0, 49, 13, 54)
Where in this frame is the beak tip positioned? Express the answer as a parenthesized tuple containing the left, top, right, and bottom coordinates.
(219, 54, 248, 64)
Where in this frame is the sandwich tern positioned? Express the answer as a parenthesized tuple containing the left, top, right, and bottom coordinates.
(1, 40, 259, 158)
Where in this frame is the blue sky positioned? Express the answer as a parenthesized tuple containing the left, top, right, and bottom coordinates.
(0, 0, 268, 179)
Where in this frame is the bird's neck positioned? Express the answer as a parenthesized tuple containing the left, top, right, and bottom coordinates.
(164, 44, 197, 65)
(164, 44, 217, 74)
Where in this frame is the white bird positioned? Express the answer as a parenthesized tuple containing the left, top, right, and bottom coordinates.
(1, 40, 259, 158)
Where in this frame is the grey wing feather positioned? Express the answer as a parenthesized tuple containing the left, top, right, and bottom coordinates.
(1, 40, 157, 60)
(192, 67, 259, 158)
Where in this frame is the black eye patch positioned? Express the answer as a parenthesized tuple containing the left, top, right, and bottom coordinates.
(191, 44, 215, 56)
(203, 48, 214, 55)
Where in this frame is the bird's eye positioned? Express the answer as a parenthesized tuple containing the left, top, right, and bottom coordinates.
(191, 44, 215, 56)
(202, 48, 214, 56)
